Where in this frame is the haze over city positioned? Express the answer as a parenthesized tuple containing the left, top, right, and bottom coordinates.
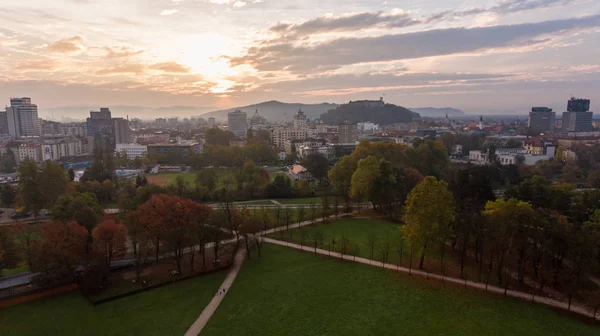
(2, 0, 600, 118)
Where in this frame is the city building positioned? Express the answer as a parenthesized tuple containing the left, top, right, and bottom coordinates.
(208, 117, 216, 128)
(41, 120, 61, 136)
(348, 97, 385, 108)
(156, 118, 167, 127)
(293, 109, 308, 129)
(87, 108, 115, 151)
(562, 97, 593, 132)
(113, 118, 131, 144)
(0, 110, 8, 134)
(18, 142, 42, 162)
(168, 117, 178, 125)
(227, 110, 247, 138)
(42, 137, 87, 161)
(338, 121, 358, 144)
(116, 143, 148, 159)
(358, 122, 379, 134)
(288, 164, 310, 180)
(284, 139, 326, 156)
(60, 122, 87, 137)
(271, 126, 308, 149)
(528, 107, 555, 134)
(6, 97, 41, 138)
(469, 147, 554, 166)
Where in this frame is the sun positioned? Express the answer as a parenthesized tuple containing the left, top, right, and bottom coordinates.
(175, 33, 238, 79)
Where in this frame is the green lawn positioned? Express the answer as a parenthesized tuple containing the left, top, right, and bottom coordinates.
(268, 218, 483, 281)
(0, 271, 227, 336)
(276, 197, 342, 204)
(1, 262, 29, 277)
(202, 244, 599, 336)
(232, 200, 275, 206)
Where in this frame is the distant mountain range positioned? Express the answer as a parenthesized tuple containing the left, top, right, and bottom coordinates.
(200, 100, 338, 122)
(409, 107, 466, 118)
(40, 105, 215, 121)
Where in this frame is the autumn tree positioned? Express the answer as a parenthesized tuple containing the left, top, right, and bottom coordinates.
(302, 153, 330, 183)
(0, 228, 19, 275)
(17, 159, 44, 216)
(350, 156, 379, 204)
(32, 221, 88, 286)
(123, 210, 151, 281)
(403, 176, 455, 270)
(328, 155, 357, 207)
(92, 218, 128, 266)
(38, 160, 70, 208)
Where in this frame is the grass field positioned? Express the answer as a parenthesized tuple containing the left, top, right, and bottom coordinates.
(146, 172, 197, 187)
(0, 271, 227, 336)
(202, 244, 600, 335)
(276, 197, 344, 205)
(1, 262, 29, 277)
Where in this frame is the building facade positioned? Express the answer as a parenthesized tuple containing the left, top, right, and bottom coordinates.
(338, 121, 358, 144)
(113, 118, 131, 144)
(562, 111, 593, 132)
(18, 143, 42, 162)
(6, 97, 41, 138)
(227, 110, 247, 138)
(271, 126, 308, 149)
(116, 143, 148, 159)
(528, 107, 555, 134)
(293, 109, 308, 129)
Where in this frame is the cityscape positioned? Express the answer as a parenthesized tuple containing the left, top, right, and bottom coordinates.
(2, 0, 600, 335)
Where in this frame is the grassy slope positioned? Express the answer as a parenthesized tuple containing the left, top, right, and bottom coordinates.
(0, 271, 226, 336)
(148, 172, 197, 186)
(1, 262, 29, 277)
(202, 244, 599, 336)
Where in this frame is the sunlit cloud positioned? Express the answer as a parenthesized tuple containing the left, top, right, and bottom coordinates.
(47, 36, 84, 53)
(160, 9, 179, 16)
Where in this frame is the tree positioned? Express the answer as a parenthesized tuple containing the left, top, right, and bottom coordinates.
(266, 175, 293, 198)
(196, 168, 218, 191)
(483, 198, 535, 286)
(38, 161, 70, 208)
(0, 149, 17, 173)
(367, 233, 377, 260)
(32, 221, 88, 286)
(350, 156, 379, 203)
(17, 159, 44, 216)
(403, 176, 455, 270)
(52, 192, 104, 232)
(0, 228, 19, 275)
(329, 155, 357, 206)
(123, 210, 151, 282)
(67, 168, 75, 182)
(587, 169, 600, 188)
(92, 218, 128, 266)
(7, 222, 39, 269)
(205, 128, 236, 146)
(302, 153, 329, 183)
(0, 185, 16, 208)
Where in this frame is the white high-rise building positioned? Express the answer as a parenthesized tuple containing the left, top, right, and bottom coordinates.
(6, 97, 41, 138)
(293, 109, 308, 129)
(228, 110, 247, 138)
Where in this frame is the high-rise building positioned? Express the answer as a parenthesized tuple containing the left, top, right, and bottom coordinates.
(528, 107, 555, 134)
(227, 110, 247, 138)
(87, 108, 116, 151)
(562, 97, 593, 132)
(0, 110, 8, 134)
(293, 109, 308, 129)
(6, 97, 41, 138)
(156, 118, 167, 127)
(338, 121, 358, 144)
(208, 117, 216, 128)
(113, 118, 131, 144)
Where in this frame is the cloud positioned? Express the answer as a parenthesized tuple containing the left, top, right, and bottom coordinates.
(13, 59, 59, 72)
(47, 36, 84, 53)
(231, 15, 600, 73)
(105, 46, 145, 58)
(160, 9, 179, 16)
(96, 63, 146, 75)
(270, 10, 421, 37)
(233, 1, 246, 8)
(149, 62, 190, 73)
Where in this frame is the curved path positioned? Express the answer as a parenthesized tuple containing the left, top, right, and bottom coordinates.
(184, 248, 247, 336)
(263, 237, 598, 320)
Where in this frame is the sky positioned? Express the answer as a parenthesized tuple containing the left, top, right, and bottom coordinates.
(1, 0, 600, 118)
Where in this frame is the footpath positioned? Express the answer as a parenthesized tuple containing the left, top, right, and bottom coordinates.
(263, 237, 598, 320)
(184, 248, 247, 336)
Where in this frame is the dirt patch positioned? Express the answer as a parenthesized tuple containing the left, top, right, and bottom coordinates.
(0, 283, 78, 308)
(146, 176, 169, 186)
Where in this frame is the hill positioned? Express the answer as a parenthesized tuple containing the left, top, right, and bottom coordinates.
(41, 105, 215, 121)
(200, 101, 338, 122)
(410, 107, 465, 118)
(320, 100, 418, 125)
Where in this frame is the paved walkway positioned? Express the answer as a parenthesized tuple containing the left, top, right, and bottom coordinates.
(184, 248, 247, 336)
(263, 237, 598, 320)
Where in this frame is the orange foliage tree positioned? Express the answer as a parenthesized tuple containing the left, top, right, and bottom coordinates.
(32, 221, 88, 286)
(92, 218, 128, 266)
